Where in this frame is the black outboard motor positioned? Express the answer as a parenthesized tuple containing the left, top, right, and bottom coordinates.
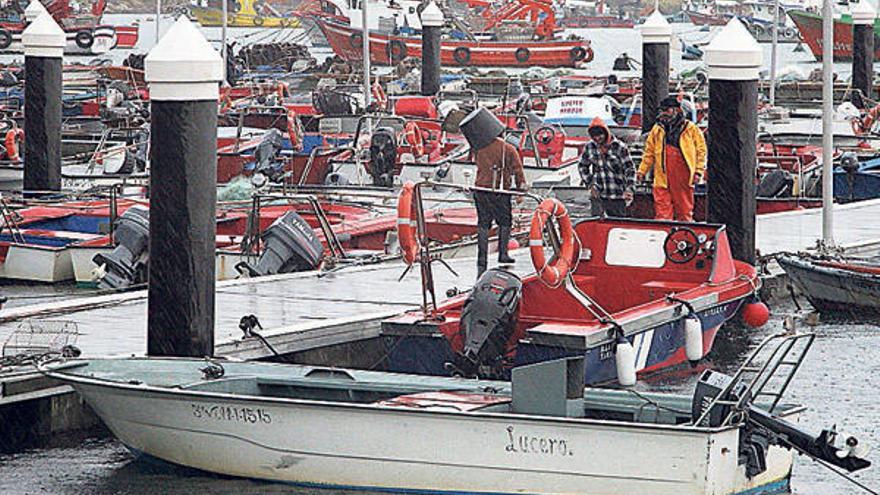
(92, 206, 150, 289)
(253, 128, 285, 183)
(369, 126, 397, 187)
(447, 268, 522, 379)
(236, 211, 324, 277)
(840, 151, 860, 202)
(692, 369, 871, 477)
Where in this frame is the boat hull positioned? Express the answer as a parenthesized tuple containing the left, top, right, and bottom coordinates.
(788, 10, 880, 61)
(777, 254, 880, 316)
(190, 7, 300, 28)
(67, 373, 794, 495)
(315, 19, 592, 68)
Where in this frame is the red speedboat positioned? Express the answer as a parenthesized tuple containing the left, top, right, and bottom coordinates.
(313, 17, 593, 68)
(382, 197, 768, 385)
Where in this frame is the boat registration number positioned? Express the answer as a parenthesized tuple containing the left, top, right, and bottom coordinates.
(191, 403, 272, 424)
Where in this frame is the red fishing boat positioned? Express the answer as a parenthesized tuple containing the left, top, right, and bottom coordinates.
(313, 17, 593, 68)
(381, 190, 769, 385)
(788, 9, 880, 61)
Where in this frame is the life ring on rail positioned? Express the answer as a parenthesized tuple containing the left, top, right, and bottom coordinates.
(569, 46, 588, 64)
(453, 46, 471, 65)
(5, 127, 24, 161)
(529, 198, 576, 287)
(397, 181, 419, 264)
(515, 47, 530, 63)
(403, 121, 425, 156)
(0, 29, 12, 50)
(75, 30, 94, 49)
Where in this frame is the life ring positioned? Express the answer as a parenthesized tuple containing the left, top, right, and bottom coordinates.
(453, 46, 471, 65)
(569, 46, 588, 64)
(783, 27, 796, 39)
(403, 121, 425, 156)
(253, 16, 265, 26)
(5, 128, 24, 161)
(0, 29, 11, 50)
(386, 40, 407, 63)
(397, 181, 419, 265)
(529, 198, 575, 287)
(75, 30, 94, 49)
(583, 47, 594, 63)
(515, 47, 530, 63)
(350, 32, 364, 49)
(752, 24, 765, 36)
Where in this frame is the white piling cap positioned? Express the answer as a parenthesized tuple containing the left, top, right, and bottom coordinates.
(420, 2, 445, 27)
(640, 9, 671, 44)
(145, 16, 223, 101)
(22, 12, 65, 58)
(24, 0, 48, 22)
(851, 0, 876, 25)
(704, 17, 762, 81)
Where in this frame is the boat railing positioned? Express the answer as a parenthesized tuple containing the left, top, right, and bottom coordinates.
(693, 330, 815, 427)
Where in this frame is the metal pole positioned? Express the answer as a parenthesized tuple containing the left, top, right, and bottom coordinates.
(769, 0, 778, 106)
(362, 0, 371, 108)
(222, 0, 228, 76)
(821, 0, 833, 244)
(156, 0, 161, 45)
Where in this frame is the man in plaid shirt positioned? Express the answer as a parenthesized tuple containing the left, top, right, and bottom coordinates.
(578, 117, 635, 217)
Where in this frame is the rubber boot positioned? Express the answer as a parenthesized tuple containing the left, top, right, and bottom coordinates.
(476, 226, 489, 279)
(498, 226, 515, 264)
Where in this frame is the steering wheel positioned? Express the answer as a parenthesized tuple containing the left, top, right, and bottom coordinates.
(534, 125, 557, 146)
(663, 227, 700, 264)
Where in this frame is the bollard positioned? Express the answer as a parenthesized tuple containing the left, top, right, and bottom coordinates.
(705, 19, 762, 264)
(420, 2, 444, 96)
(851, 0, 875, 107)
(22, 12, 64, 196)
(640, 10, 671, 134)
(144, 17, 223, 357)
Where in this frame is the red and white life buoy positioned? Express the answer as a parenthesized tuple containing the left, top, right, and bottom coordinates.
(403, 121, 425, 157)
(529, 198, 576, 287)
(397, 181, 419, 264)
(5, 127, 24, 161)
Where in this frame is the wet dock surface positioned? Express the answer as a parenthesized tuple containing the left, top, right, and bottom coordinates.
(757, 199, 880, 255)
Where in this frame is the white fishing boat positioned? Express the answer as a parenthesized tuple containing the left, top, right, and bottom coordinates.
(43, 333, 870, 495)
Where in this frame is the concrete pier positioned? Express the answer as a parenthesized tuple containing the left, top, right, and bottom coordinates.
(851, 0, 875, 107)
(420, 2, 443, 96)
(22, 13, 64, 196)
(640, 10, 671, 134)
(705, 19, 762, 264)
(144, 17, 223, 357)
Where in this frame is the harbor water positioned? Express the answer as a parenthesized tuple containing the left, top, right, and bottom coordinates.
(0, 14, 878, 495)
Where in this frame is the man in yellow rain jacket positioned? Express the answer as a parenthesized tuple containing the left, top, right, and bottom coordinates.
(636, 96, 707, 221)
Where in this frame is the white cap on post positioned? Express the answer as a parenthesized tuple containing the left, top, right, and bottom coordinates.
(851, 0, 876, 25)
(24, 0, 48, 23)
(22, 12, 65, 58)
(145, 16, 223, 101)
(704, 17, 763, 81)
(420, 2, 445, 28)
(640, 9, 672, 44)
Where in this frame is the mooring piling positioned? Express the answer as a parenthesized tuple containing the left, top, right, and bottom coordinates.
(22, 12, 64, 197)
(144, 16, 223, 357)
(639, 9, 671, 134)
(851, 0, 875, 107)
(420, 1, 444, 97)
(705, 18, 762, 264)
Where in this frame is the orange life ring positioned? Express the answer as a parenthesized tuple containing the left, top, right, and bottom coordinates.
(404, 121, 425, 156)
(397, 181, 419, 264)
(529, 198, 576, 287)
(5, 128, 23, 161)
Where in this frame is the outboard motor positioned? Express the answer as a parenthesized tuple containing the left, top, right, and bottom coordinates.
(253, 128, 285, 183)
(92, 206, 150, 289)
(692, 369, 871, 478)
(236, 211, 324, 277)
(369, 126, 397, 187)
(840, 151, 860, 201)
(447, 268, 522, 379)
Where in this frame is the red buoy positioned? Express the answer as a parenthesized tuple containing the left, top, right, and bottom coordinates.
(742, 300, 770, 328)
(507, 239, 519, 252)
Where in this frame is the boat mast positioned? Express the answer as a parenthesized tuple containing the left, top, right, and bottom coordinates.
(821, 0, 833, 244)
(362, 0, 371, 109)
(156, 0, 161, 45)
(769, 0, 778, 105)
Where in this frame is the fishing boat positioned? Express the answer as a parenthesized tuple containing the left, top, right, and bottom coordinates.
(313, 17, 593, 68)
(382, 191, 770, 385)
(42, 336, 871, 495)
(777, 252, 880, 317)
(188, 0, 301, 28)
(788, 9, 880, 61)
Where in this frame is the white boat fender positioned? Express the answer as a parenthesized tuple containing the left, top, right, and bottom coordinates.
(684, 314, 703, 364)
(614, 331, 636, 387)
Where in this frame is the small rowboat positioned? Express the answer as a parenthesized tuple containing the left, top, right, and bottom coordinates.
(313, 17, 593, 68)
(777, 253, 880, 317)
